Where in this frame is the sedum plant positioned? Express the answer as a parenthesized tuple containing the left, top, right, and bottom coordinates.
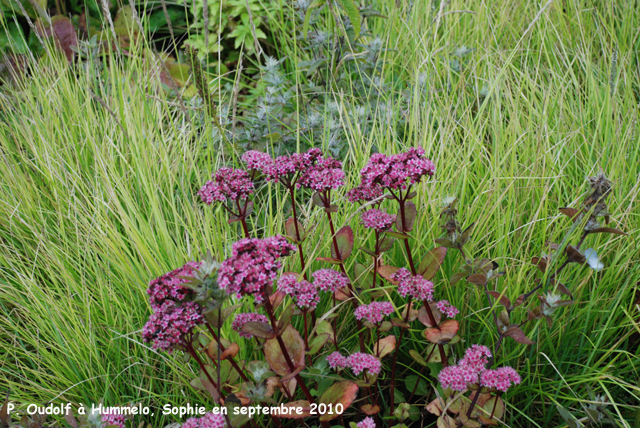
(129, 148, 625, 428)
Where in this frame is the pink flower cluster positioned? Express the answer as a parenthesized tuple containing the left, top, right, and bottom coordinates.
(217, 236, 296, 303)
(142, 301, 203, 352)
(147, 261, 201, 309)
(232, 312, 269, 338)
(241, 149, 345, 191)
(327, 351, 381, 375)
(297, 156, 345, 192)
(101, 410, 126, 428)
(346, 182, 384, 203)
(360, 209, 396, 232)
(359, 148, 435, 190)
(198, 167, 254, 204)
(241, 150, 272, 171)
(357, 417, 376, 428)
(392, 268, 435, 301)
(438, 345, 520, 392)
(436, 300, 459, 318)
(277, 274, 320, 310)
(312, 269, 350, 293)
(354, 301, 394, 324)
(181, 412, 227, 428)
(479, 367, 522, 392)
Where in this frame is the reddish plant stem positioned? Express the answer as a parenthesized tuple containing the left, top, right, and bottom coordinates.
(186, 342, 223, 402)
(325, 209, 366, 353)
(205, 324, 250, 382)
(262, 295, 317, 406)
(389, 190, 447, 414)
(287, 186, 308, 280)
(235, 198, 250, 238)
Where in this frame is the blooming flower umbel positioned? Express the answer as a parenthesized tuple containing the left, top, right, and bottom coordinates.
(438, 344, 520, 392)
(101, 410, 126, 428)
(277, 274, 320, 311)
(357, 417, 376, 428)
(217, 236, 296, 303)
(346, 182, 384, 203)
(359, 148, 435, 190)
(347, 352, 382, 375)
(436, 300, 460, 318)
(241, 150, 273, 171)
(312, 269, 350, 293)
(142, 301, 203, 352)
(232, 312, 269, 338)
(392, 268, 435, 301)
(360, 209, 396, 233)
(354, 301, 394, 324)
(297, 155, 345, 192)
(147, 261, 201, 309)
(198, 168, 254, 204)
(327, 351, 348, 370)
(181, 412, 227, 428)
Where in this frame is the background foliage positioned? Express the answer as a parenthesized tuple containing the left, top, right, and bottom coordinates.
(1, 0, 639, 427)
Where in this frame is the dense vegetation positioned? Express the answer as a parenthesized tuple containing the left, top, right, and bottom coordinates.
(1, 0, 639, 427)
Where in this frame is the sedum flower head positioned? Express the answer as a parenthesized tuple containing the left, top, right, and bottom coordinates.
(142, 301, 203, 352)
(346, 182, 384, 203)
(198, 167, 254, 204)
(101, 410, 126, 428)
(479, 367, 522, 392)
(232, 312, 269, 338)
(359, 148, 435, 190)
(360, 209, 396, 232)
(357, 417, 376, 428)
(436, 300, 459, 318)
(181, 412, 227, 428)
(438, 365, 467, 391)
(347, 352, 382, 375)
(147, 261, 201, 309)
(278, 274, 319, 311)
(262, 148, 323, 182)
(327, 351, 348, 370)
(297, 155, 345, 191)
(354, 301, 394, 324)
(218, 236, 296, 303)
(312, 269, 350, 293)
(392, 268, 434, 301)
(241, 150, 273, 171)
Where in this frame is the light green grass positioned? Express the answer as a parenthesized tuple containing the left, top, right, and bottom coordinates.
(1, 0, 639, 426)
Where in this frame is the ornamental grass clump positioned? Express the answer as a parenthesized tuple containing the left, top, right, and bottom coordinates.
(138, 148, 626, 428)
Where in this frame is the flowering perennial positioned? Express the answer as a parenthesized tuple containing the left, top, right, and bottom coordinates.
(359, 148, 435, 190)
(346, 182, 384, 203)
(232, 312, 269, 338)
(354, 301, 394, 324)
(327, 351, 381, 375)
(217, 236, 296, 303)
(261, 148, 322, 182)
(181, 412, 227, 428)
(360, 209, 396, 232)
(392, 268, 435, 301)
(312, 269, 349, 293)
(438, 344, 520, 392)
(241, 150, 272, 171)
(277, 274, 320, 310)
(356, 417, 376, 428)
(347, 352, 382, 375)
(142, 301, 203, 352)
(297, 155, 345, 191)
(147, 261, 201, 309)
(436, 300, 460, 318)
(198, 167, 254, 204)
(327, 351, 349, 370)
(101, 410, 126, 428)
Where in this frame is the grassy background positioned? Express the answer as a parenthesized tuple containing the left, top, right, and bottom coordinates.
(1, 0, 639, 426)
